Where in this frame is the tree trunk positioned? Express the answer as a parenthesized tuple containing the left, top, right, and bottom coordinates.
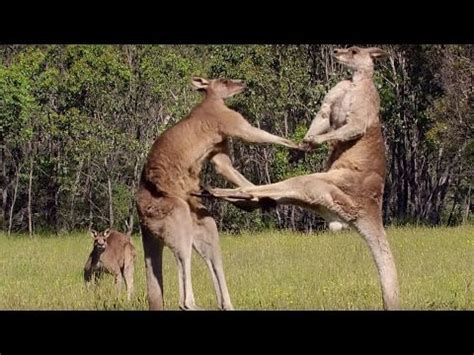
(126, 156, 141, 235)
(8, 165, 21, 235)
(105, 158, 114, 228)
(447, 187, 460, 226)
(1, 133, 8, 231)
(462, 185, 471, 224)
(290, 207, 296, 231)
(27, 157, 34, 238)
(45, 163, 59, 233)
(69, 159, 84, 228)
(87, 161, 93, 230)
(262, 148, 272, 184)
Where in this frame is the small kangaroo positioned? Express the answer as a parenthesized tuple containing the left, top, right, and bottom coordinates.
(136, 77, 300, 310)
(208, 47, 400, 310)
(84, 228, 136, 300)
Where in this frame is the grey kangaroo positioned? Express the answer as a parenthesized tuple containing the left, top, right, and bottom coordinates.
(136, 77, 300, 310)
(84, 228, 136, 300)
(207, 47, 400, 310)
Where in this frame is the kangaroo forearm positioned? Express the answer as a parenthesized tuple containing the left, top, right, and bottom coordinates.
(211, 153, 255, 188)
(304, 112, 331, 139)
(314, 124, 365, 144)
(220, 168, 255, 188)
(234, 124, 298, 149)
(304, 81, 351, 141)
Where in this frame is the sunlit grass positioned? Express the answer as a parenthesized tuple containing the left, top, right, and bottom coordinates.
(0, 225, 472, 310)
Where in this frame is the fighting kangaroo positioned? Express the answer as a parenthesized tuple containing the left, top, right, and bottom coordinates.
(136, 77, 300, 310)
(84, 228, 136, 300)
(207, 47, 400, 310)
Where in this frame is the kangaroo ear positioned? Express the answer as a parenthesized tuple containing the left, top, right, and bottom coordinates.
(90, 230, 98, 239)
(103, 228, 111, 239)
(367, 47, 389, 59)
(191, 77, 210, 90)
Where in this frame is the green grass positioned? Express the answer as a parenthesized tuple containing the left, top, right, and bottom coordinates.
(0, 225, 472, 310)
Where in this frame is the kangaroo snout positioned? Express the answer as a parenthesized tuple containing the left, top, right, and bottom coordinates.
(234, 80, 247, 89)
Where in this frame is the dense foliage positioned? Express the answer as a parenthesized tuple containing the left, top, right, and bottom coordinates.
(1, 45, 472, 234)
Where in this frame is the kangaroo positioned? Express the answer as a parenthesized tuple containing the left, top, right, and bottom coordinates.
(136, 77, 300, 310)
(84, 228, 136, 300)
(207, 47, 400, 310)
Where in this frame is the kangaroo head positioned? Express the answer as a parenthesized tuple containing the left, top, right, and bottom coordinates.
(191, 77, 246, 99)
(90, 228, 111, 251)
(333, 46, 388, 72)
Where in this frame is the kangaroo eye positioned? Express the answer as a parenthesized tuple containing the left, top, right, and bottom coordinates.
(351, 48, 359, 55)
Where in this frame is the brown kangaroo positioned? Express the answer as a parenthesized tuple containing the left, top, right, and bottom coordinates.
(84, 228, 136, 300)
(207, 47, 400, 310)
(136, 77, 300, 310)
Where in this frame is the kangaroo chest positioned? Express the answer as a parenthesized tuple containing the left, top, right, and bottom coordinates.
(330, 85, 355, 129)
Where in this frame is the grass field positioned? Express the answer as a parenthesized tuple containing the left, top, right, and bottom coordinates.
(0, 225, 472, 310)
